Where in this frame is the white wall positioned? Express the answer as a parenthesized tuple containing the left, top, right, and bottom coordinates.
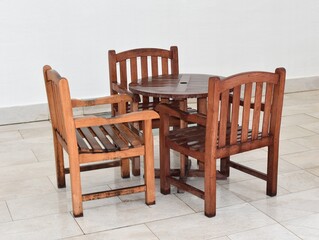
(1, 0, 319, 108)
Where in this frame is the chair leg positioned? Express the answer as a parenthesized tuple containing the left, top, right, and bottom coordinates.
(69, 154, 83, 217)
(143, 120, 155, 205)
(204, 157, 216, 217)
(131, 157, 141, 176)
(53, 136, 66, 188)
(160, 115, 171, 195)
(220, 157, 230, 177)
(121, 158, 130, 178)
(267, 144, 279, 196)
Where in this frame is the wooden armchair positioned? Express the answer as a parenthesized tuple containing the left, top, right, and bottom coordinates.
(157, 68, 286, 217)
(108, 46, 179, 175)
(43, 65, 158, 217)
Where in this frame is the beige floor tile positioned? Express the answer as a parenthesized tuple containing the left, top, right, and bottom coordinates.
(210, 237, 231, 240)
(280, 125, 316, 140)
(222, 178, 289, 202)
(0, 213, 82, 240)
(282, 213, 319, 240)
(0, 121, 51, 132)
(279, 139, 310, 155)
(0, 201, 11, 223)
(218, 168, 255, 185)
(300, 122, 319, 134)
(281, 150, 319, 169)
(49, 166, 125, 191)
(0, 177, 57, 201)
(147, 203, 275, 240)
(0, 149, 38, 167)
(290, 134, 319, 150)
(281, 114, 319, 127)
(64, 224, 158, 240)
(282, 103, 319, 116)
(0, 130, 23, 143)
(0, 139, 29, 153)
(175, 182, 245, 212)
(32, 144, 55, 162)
(7, 190, 121, 220)
(229, 158, 301, 175)
(19, 126, 52, 139)
(279, 170, 319, 192)
(75, 194, 194, 233)
(308, 111, 319, 119)
(0, 161, 55, 183)
(227, 224, 300, 240)
(307, 167, 319, 176)
(251, 188, 319, 222)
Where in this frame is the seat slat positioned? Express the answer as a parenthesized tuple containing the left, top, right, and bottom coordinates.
(102, 125, 129, 150)
(114, 123, 142, 147)
(76, 129, 91, 152)
(91, 126, 118, 152)
(80, 127, 104, 152)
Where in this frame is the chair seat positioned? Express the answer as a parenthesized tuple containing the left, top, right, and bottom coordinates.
(76, 123, 142, 153)
(166, 125, 263, 160)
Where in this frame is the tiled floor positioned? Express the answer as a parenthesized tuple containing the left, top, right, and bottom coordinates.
(1, 84, 319, 239)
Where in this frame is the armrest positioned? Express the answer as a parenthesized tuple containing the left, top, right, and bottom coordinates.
(71, 94, 132, 108)
(74, 110, 159, 128)
(111, 83, 140, 102)
(156, 103, 206, 126)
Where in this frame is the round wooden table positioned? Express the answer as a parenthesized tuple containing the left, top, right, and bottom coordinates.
(129, 73, 213, 99)
(129, 73, 217, 115)
(129, 73, 226, 180)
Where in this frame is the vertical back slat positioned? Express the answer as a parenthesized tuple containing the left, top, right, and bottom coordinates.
(218, 90, 230, 147)
(141, 56, 149, 103)
(230, 86, 241, 144)
(162, 57, 168, 75)
(119, 61, 127, 88)
(130, 57, 138, 84)
(252, 82, 263, 139)
(170, 46, 179, 75)
(151, 56, 158, 76)
(241, 83, 252, 142)
(262, 83, 274, 136)
(151, 56, 159, 104)
(141, 56, 148, 78)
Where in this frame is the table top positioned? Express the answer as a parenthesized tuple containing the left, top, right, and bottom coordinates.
(129, 73, 217, 99)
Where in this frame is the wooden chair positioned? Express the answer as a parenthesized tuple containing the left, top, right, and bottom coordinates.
(157, 68, 286, 217)
(43, 65, 158, 217)
(108, 46, 179, 175)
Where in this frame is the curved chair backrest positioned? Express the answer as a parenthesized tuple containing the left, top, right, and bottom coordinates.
(206, 68, 286, 159)
(43, 65, 76, 151)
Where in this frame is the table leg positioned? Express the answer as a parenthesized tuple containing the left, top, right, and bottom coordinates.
(179, 99, 188, 180)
